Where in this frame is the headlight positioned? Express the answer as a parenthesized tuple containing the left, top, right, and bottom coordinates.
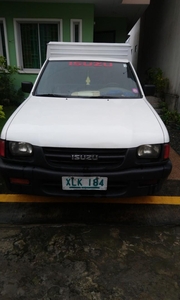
(9, 142, 33, 156)
(137, 144, 161, 158)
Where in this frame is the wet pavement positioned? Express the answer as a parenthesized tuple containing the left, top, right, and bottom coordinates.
(0, 221, 180, 300)
(0, 200, 180, 299)
(0, 152, 180, 300)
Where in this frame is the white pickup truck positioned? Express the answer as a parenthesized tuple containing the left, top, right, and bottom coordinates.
(0, 42, 172, 197)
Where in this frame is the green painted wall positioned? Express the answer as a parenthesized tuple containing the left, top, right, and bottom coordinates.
(1, 2, 128, 92)
(1, 1, 94, 88)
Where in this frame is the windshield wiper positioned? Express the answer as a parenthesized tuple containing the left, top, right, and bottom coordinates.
(35, 93, 66, 97)
(92, 96, 119, 99)
(35, 94, 127, 99)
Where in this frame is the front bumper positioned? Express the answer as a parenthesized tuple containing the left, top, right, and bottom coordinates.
(0, 159, 172, 197)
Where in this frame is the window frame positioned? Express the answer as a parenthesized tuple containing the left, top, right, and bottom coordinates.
(70, 19, 82, 42)
(0, 18, 9, 64)
(14, 18, 63, 73)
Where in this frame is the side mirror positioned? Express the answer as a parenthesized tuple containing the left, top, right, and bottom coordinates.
(143, 84, 156, 96)
(21, 82, 33, 93)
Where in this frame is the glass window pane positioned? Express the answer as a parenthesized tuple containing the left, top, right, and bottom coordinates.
(20, 23, 40, 68)
(74, 24, 79, 42)
(0, 23, 6, 59)
(20, 23, 59, 69)
(34, 61, 141, 98)
(39, 24, 58, 65)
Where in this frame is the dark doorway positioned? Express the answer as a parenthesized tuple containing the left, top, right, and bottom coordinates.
(94, 30, 116, 43)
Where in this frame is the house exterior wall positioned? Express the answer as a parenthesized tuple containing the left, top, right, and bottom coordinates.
(138, 0, 180, 111)
(126, 19, 141, 70)
(0, 1, 94, 88)
(0, 1, 131, 90)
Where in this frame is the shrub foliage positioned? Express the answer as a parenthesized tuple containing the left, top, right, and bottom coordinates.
(147, 67, 169, 98)
(0, 56, 24, 106)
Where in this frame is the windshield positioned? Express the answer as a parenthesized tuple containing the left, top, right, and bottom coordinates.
(34, 60, 142, 98)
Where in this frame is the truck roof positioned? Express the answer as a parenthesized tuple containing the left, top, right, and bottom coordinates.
(48, 56, 129, 63)
(46, 42, 132, 62)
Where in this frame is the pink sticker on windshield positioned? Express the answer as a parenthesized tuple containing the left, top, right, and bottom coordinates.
(132, 88, 138, 94)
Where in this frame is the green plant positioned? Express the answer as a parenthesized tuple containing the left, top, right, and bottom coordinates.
(0, 56, 24, 106)
(160, 103, 180, 128)
(0, 106, 17, 131)
(169, 111, 180, 126)
(161, 107, 172, 124)
(0, 105, 5, 119)
(147, 67, 169, 98)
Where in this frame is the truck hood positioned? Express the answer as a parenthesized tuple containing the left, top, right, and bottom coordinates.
(2, 96, 169, 148)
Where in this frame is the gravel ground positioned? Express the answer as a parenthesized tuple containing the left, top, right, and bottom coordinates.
(1, 224, 180, 300)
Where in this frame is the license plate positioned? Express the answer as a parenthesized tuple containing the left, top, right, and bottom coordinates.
(62, 176, 108, 190)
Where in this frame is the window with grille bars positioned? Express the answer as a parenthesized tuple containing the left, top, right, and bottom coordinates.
(71, 20, 82, 42)
(0, 21, 7, 59)
(14, 20, 61, 70)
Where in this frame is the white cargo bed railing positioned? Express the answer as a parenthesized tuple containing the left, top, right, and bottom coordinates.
(46, 42, 132, 61)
